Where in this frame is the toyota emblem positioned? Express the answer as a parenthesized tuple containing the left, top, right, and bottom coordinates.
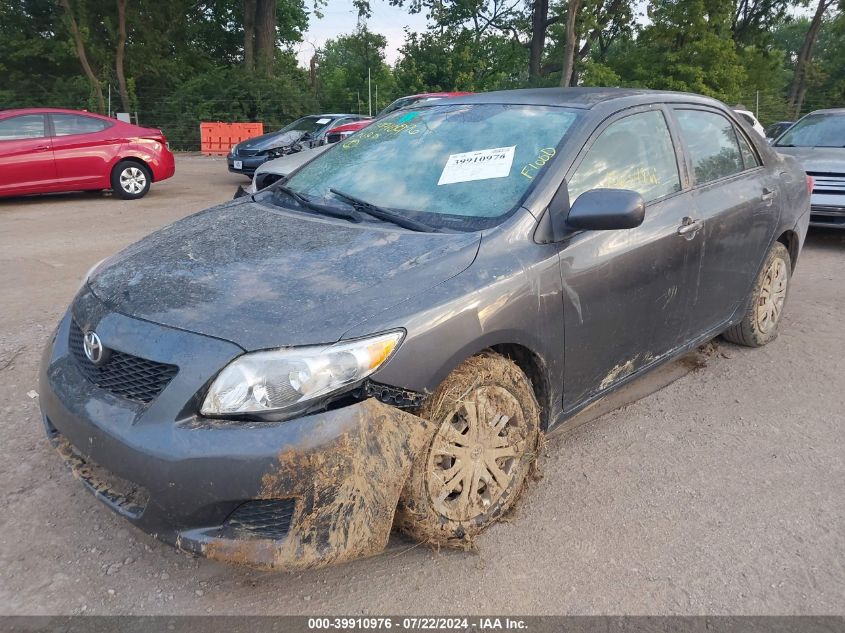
(83, 331, 109, 366)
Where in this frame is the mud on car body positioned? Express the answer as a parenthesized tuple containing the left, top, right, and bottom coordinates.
(40, 88, 810, 570)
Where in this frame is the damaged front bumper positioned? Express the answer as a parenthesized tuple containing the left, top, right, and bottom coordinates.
(39, 306, 435, 570)
(42, 395, 433, 570)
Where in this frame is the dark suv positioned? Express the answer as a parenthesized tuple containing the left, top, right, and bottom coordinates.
(40, 88, 810, 571)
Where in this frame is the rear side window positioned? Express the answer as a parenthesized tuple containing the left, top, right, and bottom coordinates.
(736, 131, 760, 169)
(0, 114, 46, 140)
(568, 110, 681, 204)
(676, 110, 744, 184)
(51, 114, 110, 136)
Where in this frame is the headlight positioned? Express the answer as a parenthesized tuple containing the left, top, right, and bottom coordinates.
(201, 331, 404, 417)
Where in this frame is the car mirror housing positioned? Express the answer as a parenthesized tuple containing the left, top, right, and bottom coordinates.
(566, 188, 646, 231)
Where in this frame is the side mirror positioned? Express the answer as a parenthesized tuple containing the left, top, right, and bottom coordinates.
(567, 188, 645, 231)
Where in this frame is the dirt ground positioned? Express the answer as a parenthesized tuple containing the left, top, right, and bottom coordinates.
(1, 155, 843, 615)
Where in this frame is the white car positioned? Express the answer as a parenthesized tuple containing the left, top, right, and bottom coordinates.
(733, 108, 766, 137)
(234, 144, 331, 198)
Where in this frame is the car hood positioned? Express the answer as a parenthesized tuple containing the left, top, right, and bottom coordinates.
(239, 130, 306, 152)
(88, 200, 480, 351)
(255, 144, 331, 178)
(775, 146, 845, 173)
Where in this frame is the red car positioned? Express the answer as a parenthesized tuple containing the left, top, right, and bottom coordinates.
(326, 92, 473, 143)
(0, 108, 175, 200)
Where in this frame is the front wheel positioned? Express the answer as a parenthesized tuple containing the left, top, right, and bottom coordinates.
(111, 161, 151, 199)
(722, 242, 792, 347)
(395, 352, 541, 548)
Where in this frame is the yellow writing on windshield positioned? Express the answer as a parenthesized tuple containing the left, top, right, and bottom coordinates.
(520, 147, 556, 179)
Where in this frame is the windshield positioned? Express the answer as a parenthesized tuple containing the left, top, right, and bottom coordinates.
(280, 116, 335, 134)
(776, 113, 845, 148)
(278, 104, 579, 231)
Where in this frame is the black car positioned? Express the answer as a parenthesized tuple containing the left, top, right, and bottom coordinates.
(40, 88, 810, 571)
(227, 114, 368, 176)
(766, 120, 793, 141)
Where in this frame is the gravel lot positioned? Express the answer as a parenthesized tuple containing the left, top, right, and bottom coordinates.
(1, 155, 843, 615)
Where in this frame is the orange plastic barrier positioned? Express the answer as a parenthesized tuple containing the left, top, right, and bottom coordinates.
(200, 122, 264, 155)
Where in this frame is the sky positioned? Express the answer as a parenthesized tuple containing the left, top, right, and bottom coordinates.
(293, 0, 429, 68)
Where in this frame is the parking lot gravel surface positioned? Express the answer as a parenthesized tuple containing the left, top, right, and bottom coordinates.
(1, 155, 843, 615)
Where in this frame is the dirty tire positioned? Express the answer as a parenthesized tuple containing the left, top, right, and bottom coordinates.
(395, 352, 541, 548)
(722, 242, 791, 347)
(111, 160, 151, 200)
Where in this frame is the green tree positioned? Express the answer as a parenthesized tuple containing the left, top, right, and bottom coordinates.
(316, 26, 398, 114)
(395, 28, 527, 92)
(611, 0, 748, 100)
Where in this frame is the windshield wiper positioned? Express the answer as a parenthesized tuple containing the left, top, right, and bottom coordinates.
(274, 184, 362, 223)
(329, 188, 438, 232)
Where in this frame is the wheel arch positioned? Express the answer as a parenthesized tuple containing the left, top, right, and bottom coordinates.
(776, 229, 800, 271)
(411, 334, 555, 431)
(489, 343, 553, 430)
(113, 156, 154, 182)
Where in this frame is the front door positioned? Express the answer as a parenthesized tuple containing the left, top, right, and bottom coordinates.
(0, 114, 57, 195)
(672, 108, 779, 336)
(559, 107, 702, 412)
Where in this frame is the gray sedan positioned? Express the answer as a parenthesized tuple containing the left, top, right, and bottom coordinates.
(39, 88, 809, 570)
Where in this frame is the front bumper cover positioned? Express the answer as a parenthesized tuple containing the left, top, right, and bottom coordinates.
(40, 303, 436, 570)
(44, 394, 434, 570)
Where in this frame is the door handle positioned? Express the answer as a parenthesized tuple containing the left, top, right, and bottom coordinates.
(761, 187, 776, 203)
(678, 217, 702, 237)
(33, 145, 51, 151)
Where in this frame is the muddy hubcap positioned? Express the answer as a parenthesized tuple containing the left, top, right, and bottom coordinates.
(120, 167, 146, 194)
(427, 386, 528, 522)
(756, 258, 788, 334)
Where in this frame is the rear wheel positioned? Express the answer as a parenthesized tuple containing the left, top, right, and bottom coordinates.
(111, 161, 151, 199)
(395, 352, 541, 547)
(722, 242, 791, 347)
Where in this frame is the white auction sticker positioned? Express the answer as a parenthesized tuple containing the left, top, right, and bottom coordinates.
(437, 146, 516, 186)
(316, 118, 331, 124)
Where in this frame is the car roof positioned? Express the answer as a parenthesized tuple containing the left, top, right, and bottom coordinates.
(304, 113, 363, 118)
(439, 87, 727, 110)
(805, 108, 845, 115)
(408, 92, 473, 98)
(0, 107, 113, 119)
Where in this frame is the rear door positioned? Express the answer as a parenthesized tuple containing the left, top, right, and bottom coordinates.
(559, 106, 702, 411)
(49, 113, 118, 188)
(671, 107, 779, 336)
(0, 114, 57, 194)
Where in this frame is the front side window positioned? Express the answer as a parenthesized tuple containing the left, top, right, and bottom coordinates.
(775, 112, 845, 148)
(0, 114, 46, 140)
(279, 104, 580, 231)
(676, 109, 744, 184)
(51, 114, 110, 136)
(568, 110, 681, 204)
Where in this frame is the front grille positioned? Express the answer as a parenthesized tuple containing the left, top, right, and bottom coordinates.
(807, 171, 845, 195)
(223, 499, 295, 540)
(68, 321, 178, 404)
(236, 148, 260, 157)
